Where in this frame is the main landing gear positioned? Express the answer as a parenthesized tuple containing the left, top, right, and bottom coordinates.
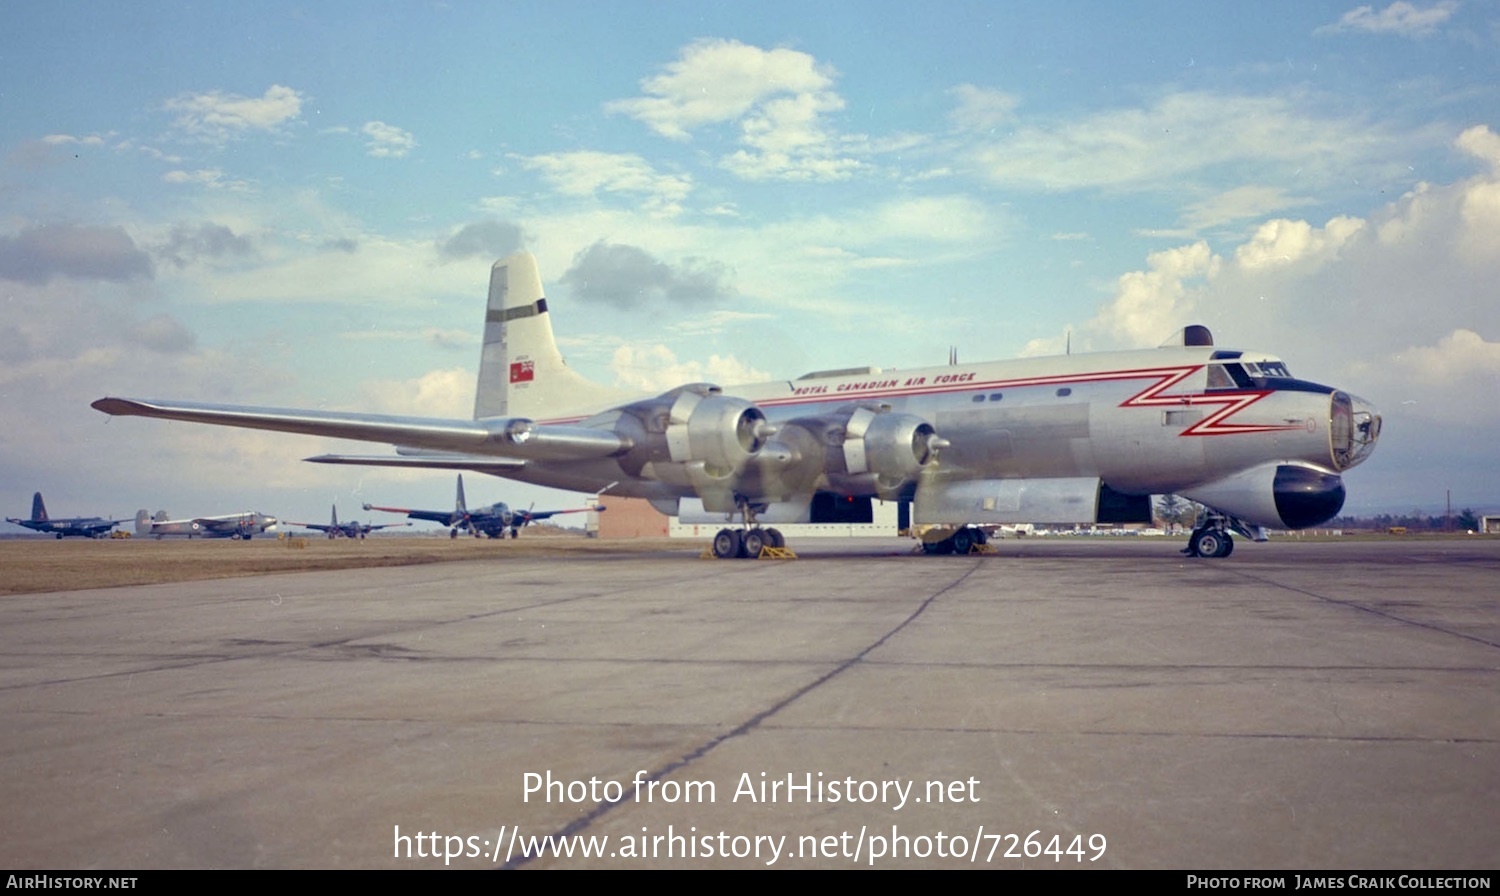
(709, 498, 788, 559)
(711, 526, 786, 559)
(919, 526, 990, 555)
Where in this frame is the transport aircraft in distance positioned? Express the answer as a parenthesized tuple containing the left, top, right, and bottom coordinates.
(287, 505, 409, 540)
(363, 474, 601, 539)
(92, 251, 1382, 559)
(6, 492, 125, 539)
(134, 510, 278, 540)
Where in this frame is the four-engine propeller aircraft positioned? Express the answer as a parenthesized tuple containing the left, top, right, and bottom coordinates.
(134, 509, 278, 540)
(287, 505, 409, 540)
(92, 251, 1381, 559)
(362, 474, 601, 539)
(6, 492, 125, 539)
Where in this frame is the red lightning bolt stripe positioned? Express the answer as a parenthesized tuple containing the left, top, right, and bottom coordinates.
(1120, 366, 1307, 437)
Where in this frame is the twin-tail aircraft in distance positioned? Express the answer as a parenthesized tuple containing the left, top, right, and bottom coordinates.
(287, 505, 408, 540)
(92, 251, 1381, 559)
(7, 492, 125, 539)
(134, 510, 278, 540)
(362, 474, 601, 539)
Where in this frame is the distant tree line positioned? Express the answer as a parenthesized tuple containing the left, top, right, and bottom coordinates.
(1153, 496, 1487, 533)
(1331, 510, 1483, 532)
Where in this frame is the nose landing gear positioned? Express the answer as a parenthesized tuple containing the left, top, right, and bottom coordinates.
(1183, 525, 1234, 558)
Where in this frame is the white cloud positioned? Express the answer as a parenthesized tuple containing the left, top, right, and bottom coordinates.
(1092, 242, 1218, 347)
(162, 168, 252, 191)
(609, 39, 863, 183)
(1316, 2, 1458, 37)
(41, 133, 107, 148)
(948, 84, 1020, 132)
(164, 85, 304, 142)
(1391, 329, 1500, 385)
(362, 121, 416, 158)
(608, 343, 768, 392)
(1180, 185, 1311, 233)
(358, 367, 472, 417)
(518, 151, 691, 216)
(608, 38, 836, 139)
(1232, 215, 1365, 270)
(969, 91, 1407, 194)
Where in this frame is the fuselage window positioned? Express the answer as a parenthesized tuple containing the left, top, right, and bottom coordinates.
(988, 392, 1003, 402)
(972, 394, 985, 402)
(1206, 364, 1236, 390)
(1056, 387, 1072, 397)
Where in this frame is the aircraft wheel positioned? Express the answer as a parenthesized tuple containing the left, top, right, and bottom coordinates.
(712, 528, 744, 559)
(764, 528, 785, 548)
(56, 533, 64, 540)
(743, 528, 766, 558)
(951, 528, 976, 554)
(1191, 528, 1230, 558)
(450, 529, 458, 539)
(922, 538, 954, 556)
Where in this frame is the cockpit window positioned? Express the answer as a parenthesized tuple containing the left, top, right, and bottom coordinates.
(1206, 364, 1248, 390)
(1244, 361, 1291, 378)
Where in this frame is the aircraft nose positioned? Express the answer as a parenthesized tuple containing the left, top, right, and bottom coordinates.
(1348, 394, 1381, 469)
(1331, 391, 1381, 470)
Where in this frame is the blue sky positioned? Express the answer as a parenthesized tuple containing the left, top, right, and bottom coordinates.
(3, 0, 1498, 530)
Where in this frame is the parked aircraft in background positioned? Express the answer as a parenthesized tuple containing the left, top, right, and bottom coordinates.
(6, 492, 124, 539)
(93, 252, 1382, 559)
(134, 510, 278, 540)
(287, 505, 408, 539)
(362, 474, 601, 539)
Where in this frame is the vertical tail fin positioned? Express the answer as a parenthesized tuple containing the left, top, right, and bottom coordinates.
(31, 492, 47, 522)
(472, 252, 628, 421)
(135, 510, 150, 535)
(455, 475, 468, 515)
(331, 505, 338, 527)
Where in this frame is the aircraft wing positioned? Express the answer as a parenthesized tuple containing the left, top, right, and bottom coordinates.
(91, 398, 629, 461)
(362, 504, 459, 526)
(305, 454, 527, 473)
(517, 506, 604, 523)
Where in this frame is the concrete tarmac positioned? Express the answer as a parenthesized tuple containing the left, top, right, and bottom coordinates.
(1, 537, 1497, 869)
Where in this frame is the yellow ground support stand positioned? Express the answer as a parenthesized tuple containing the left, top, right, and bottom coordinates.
(700, 543, 799, 559)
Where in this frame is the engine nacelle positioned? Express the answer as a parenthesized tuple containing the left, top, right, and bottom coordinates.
(603, 384, 775, 512)
(775, 406, 945, 499)
(845, 408, 944, 492)
(662, 386, 771, 476)
(1180, 462, 1346, 530)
